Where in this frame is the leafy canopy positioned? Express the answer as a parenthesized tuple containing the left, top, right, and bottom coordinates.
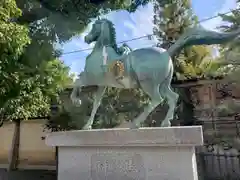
(0, 0, 30, 110)
(0, 0, 74, 123)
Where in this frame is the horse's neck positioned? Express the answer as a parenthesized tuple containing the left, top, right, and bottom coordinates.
(94, 27, 117, 51)
(93, 39, 116, 55)
(90, 26, 119, 58)
(93, 40, 109, 50)
(90, 42, 121, 63)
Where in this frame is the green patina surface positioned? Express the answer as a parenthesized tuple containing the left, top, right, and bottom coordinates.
(71, 18, 240, 130)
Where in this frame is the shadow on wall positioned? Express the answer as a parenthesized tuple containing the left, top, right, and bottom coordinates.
(0, 169, 56, 180)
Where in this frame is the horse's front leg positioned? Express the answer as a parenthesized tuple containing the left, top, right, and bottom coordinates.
(83, 86, 106, 130)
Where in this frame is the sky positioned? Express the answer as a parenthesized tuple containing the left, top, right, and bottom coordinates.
(60, 0, 237, 75)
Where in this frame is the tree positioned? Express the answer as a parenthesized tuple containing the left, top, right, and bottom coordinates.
(96, 88, 149, 128)
(1, 59, 73, 122)
(12, 0, 151, 74)
(0, 0, 74, 125)
(16, 0, 150, 26)
(208, 1, 240, 118)
(14, 0, 150, 63)
(153, 0, 217, 126)
(177, 45, 223, 79)
(217, 3, 240, 77)
(0, 0, 30, 111)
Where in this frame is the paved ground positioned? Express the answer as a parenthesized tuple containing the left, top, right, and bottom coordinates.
(0, 169, 56, 180)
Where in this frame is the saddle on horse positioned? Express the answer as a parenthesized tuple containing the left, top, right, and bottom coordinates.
(102, 46, 127, 80)
(108, 60, 125, 80)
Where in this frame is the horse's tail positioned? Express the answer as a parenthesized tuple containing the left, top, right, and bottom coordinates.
(167, 26, 240, 57)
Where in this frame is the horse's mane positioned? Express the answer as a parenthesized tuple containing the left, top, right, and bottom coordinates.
(96, 18, 123, 55)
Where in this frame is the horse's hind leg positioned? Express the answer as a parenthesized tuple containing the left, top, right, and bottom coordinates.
(70, 78, 83, 105)
(131, 83, 164, 129)
(160, 84, 179, 127)
(83, 86, 106, 130)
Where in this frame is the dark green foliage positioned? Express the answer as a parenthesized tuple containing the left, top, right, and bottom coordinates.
(0, 0, 31, 112)
(14, 0, 150, 67)
(16, 0, 150, 40)
(0, 0, 74, 124)
(96, 88, 149, 128)
(1, 59, 73, 122)
(219, 2, 240, 57)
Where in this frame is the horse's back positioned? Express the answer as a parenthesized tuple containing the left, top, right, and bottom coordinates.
(126, 47, 172, 81)
(128, 47, 171, 67)
(130, 47, 168, 57)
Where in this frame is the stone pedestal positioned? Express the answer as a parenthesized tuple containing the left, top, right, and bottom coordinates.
(46, 126, 203, 180)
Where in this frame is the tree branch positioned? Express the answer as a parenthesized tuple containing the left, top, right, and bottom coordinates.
(17, 8, 49, 24)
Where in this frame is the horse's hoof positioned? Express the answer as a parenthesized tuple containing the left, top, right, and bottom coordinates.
(73, 100, 82, 106)
(160, 121, 171, 127)
(130, 123, 140, 129)
(82, 125, 92, 130)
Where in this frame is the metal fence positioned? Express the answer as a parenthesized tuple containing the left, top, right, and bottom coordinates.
(170, 79, 240, 180)
(196, 149, 240, 180)
(171, 78, 240, 180)
(195, 119, 240, 180)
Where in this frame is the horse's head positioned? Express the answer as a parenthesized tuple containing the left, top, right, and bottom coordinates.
(84, 18, 116, 45)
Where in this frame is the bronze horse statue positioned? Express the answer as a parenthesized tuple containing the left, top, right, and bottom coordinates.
(71, 18, 240, 130)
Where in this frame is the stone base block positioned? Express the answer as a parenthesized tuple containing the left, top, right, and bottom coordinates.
(46, 126, 203, 180)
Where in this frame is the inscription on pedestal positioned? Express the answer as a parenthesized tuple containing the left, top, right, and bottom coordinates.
(91, 152, 145, 180)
